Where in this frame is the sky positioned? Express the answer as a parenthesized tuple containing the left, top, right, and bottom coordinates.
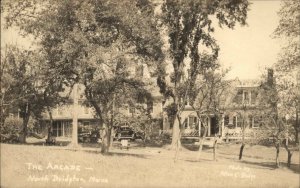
(214, 0, 282, 80)
(1, 0, 282, 80)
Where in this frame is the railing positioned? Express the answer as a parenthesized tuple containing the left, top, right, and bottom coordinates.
(160, 129, 201, 137)
(223, 128, 276, 140)
(160, 128, 276, 140)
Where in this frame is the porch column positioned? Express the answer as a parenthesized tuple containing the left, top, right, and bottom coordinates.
(221, 114, 225, 138)
(62, 121, 65, 137)
(198, 119, 201, 137)
(187, 116, 189, 129)
(208, 117, 211, 136)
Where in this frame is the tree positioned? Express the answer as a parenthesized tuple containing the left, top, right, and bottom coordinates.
(254, 71, 296, 168)
(273, 0, 300, 144)
(190, 66, 229, 160)
(3, 0, 163, 152)
(84, 65, 153, 153)
(0, 45, 45, 143)
(157, 0, 249, 150)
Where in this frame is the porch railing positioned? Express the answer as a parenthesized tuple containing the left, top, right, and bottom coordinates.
(160, 128, 277, 140)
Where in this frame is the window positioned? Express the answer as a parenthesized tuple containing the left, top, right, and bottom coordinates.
(251, 90, 258, 105)
(253, 116, 262, 128)
(188, 116, 196, 129)
(243, 91, 250, 104)
(233, 115, 242, 128)
(53, 121, 62, 137)
(233, 116, 237, 127)
(236, 116, 242, 127)
(233, 89, 243, 104)
(224, 115, 229, 126)
(184, 119, 188, 129)
(248, 115, 253, 127)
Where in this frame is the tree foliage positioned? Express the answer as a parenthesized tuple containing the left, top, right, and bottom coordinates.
(273, 0, 300, 143)
(3, 0, 163, 151)
(157, 0, 249, 148)
(0, 45, 46, 142)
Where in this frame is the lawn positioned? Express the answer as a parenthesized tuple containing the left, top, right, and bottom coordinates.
(0, 141, 299, 188)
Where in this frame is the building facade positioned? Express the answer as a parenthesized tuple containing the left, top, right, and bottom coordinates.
(161, 70, 275, 140)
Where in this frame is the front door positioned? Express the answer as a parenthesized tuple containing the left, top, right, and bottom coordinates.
(210, 117, 219, 136)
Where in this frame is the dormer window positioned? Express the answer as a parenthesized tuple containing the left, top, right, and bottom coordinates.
(243, 91, 250, 104)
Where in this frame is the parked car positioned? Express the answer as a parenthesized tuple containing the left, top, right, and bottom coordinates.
(115, 126, 135, 141)
(114, 126, 144, 141)
(78, 127, 100, 143)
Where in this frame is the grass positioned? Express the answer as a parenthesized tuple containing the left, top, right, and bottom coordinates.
(0, 140, 299, 188)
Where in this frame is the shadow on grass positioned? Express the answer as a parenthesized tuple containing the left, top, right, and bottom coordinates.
(130, 139, 171, 148)
(239, 160, 300, 174)
(181, 144, 211, 151)
(183, 158, 215, 163)
(82, 149, 148, 159)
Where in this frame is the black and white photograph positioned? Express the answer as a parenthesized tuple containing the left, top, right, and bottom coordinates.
(0, 0, 299, 187)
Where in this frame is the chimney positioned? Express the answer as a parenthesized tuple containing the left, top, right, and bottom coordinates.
(267, 69, 274, 86)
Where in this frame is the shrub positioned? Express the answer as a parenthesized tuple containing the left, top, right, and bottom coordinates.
(0, 117, 23, 143)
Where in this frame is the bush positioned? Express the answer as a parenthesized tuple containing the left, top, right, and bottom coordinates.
(2, 117, 23, 133)
(0, 117, 23, 143)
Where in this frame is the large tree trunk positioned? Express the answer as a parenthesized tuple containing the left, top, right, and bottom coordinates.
(197, 125, 208, 160)
(239, 144, 245, 160)
(239, 130, 245, 160)
(213, 137, 218, 161)
(101, 118, 112, 154)
(171, 116, 181, 150)
(283, 142, 293, 168)
(109, 126, 114, 148)
(101, 125, 109, 153)
(286, 148, 292, 168)
(107, 126, 112, 148)
(294, 111, 299, 144)
(275, 143, 280, 168)
(46, 106, 53, 142)
(174, 132, 181, 162)
(295, 129, 299, 144)
(20, 112, 30, 143)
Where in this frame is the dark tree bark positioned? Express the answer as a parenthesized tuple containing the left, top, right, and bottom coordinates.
(171, 116, 181, 150)
(174, 128, 182, 162)
(283, 141, 293, 168)
(239, 143, 245, 160)
(171, 97, 181, 150)
(197, 125, 208, 160)
(101, 125, 109, 153)
(213, 138, 218, 161)
(286, 149, 292, 168)
(294, 111, 299, 144)
(46, 106, 53, 142)
(20, 110, 30, 143)
(239, 114, 246, 160)
(275, 143, 280, 168)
